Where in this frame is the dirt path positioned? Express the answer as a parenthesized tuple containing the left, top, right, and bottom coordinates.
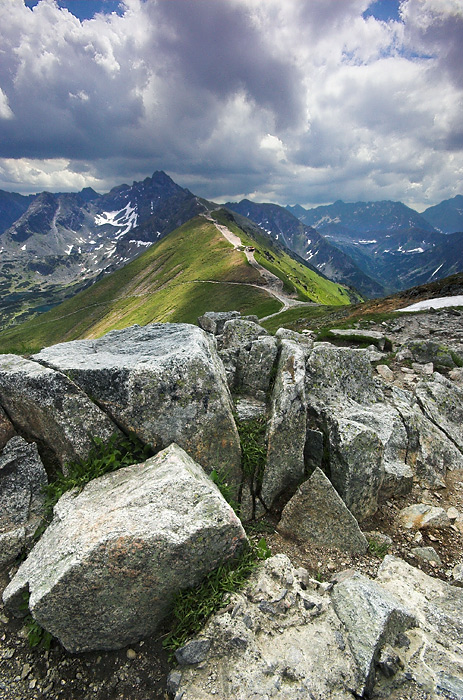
(203, 214, 317, 320)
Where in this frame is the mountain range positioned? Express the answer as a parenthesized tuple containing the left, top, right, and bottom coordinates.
(0, 170, 462, 331)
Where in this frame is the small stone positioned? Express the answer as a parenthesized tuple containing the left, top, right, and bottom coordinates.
(376, 365, 394, 382)
(126, 648, 137, 660)
(447, 507, 459, 521)
(398, 503, 451, 530)
(411, 546, 442, 565)
(451, 563, 463, 587)
(21, 663, 31, 680)
(167, 670, 182, 695)
(413, 531, 423, 544)
(175, 638, 211, 665)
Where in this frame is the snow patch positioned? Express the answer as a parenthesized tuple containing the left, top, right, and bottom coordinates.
(431, 263, 444, 278)
(399, 296, 463, 312)
(94, 203, 138, 237)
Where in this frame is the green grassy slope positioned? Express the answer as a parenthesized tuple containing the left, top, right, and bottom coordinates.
(212, 209, 358, 305)
(0, 216, 275, 353)
(0, 212, 355, 355)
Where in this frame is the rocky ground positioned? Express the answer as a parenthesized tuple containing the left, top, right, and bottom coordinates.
(1, 306, 463, 699)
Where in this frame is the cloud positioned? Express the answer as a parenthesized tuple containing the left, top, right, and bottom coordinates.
(0, 0, 461, 210)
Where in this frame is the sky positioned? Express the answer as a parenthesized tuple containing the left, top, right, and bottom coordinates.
(0, 0, 462, 211)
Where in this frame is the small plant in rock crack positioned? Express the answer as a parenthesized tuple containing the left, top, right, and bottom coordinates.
(237, 415, 267, 489)
(368, 538, 390, 559)
(162, 537, 271, 659)
(35, 432, 153, 538)
(20, 593, 53, 650)
(209, 468, 239, 512)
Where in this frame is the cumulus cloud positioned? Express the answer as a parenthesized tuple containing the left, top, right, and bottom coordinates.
(0, 0, 461, 209)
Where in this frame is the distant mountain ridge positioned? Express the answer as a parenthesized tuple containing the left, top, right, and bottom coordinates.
(284, 196, 463, 293)
(422, 195, 463, 234)
(226, 199, 386, 298)
(1, 171, 462, 328)
(0, 172, 206, 327)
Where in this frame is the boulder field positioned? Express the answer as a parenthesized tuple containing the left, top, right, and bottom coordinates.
(1, 309, 463, 698)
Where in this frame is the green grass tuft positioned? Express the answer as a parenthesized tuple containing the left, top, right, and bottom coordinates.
(162, 537, 271, 658)
(237, 416, 267, 489)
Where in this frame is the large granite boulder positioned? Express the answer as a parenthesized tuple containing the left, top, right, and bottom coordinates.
(278, 467, 368, 553)
(218, 318, 270, 390)
(260, 340, 308, 508)
(327, 415, 385, 520)
(33, 323, 242, 488)
(2, 444, 247, 652)
(197, 311, 240, 335)
(0, 354, 119, 472)
(235, 336, 278, 400)
(306, 344, 383, 407)
(0, 436, 48, 567)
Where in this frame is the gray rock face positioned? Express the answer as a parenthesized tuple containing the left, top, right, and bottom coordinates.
(376, 556, 463, 696)
(0, 406, 15, 450)
(392, 385, 463, 487)
(398, 503, 451, 530)
(0, 436, 48, 567)
(260, 340, 308, 507)
(328, 415, 384, 521)
(197, 311, 240, 335)
(236, 336, 278, 399)
(0, 354, 119, 472)
(278, 467, 368, 553)
(34, 324, 241, 488)
(174, 554, 358, 700)
(404, 339, 457, 369)
(331, 572, 416, 695)
(306, 344, 383, 407)
(219, 319, 269, 349)
(2, 444, 247, 652)
(275, 327, 314, 348)
(415, 373, 463, 453)
(327, 328, 391, 351)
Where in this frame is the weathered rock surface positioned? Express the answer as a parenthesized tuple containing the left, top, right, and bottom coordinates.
(326, 328, 391, 351)
(415, 373, 463, 453)
(376, 556, 463, 697)
(173, 555, 359, 700)
(2, 444, 247, 652)
(327, 415, 384, 520)
(391, 385, 463, 487)
(0, 354, 118, 472)
(235, 335, 278, 399)
(260, 340, 308, 507)
(0, 436, 48, 567)
(197, 311, 240, 335)
(33, 324, 242, 487)
(306, 344, 382, 407)
(275, 327, 314, 348)
(219, 318, 269, 349)
(403, 339, 457, 369)
(278, 467, 368, 553)
(0, 406, 15, 450)
(331, 571, 416, 695)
